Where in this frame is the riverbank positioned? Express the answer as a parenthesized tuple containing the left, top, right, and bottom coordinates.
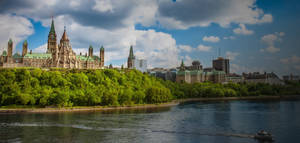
(1, 95, 299, 113)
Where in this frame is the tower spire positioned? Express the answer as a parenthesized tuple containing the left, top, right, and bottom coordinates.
(47, 16, 57, 54)
(50, 17, 55, 34)
(61, 26, 69, 41)
(129, 45, 135, 59)
(180, 59, 185, 71)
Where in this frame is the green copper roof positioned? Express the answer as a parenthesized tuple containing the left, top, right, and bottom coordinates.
(129, 45, 135, 59)
(190, 70, 203, 75)
(23, 40, 28, 45)
(100, 46, 104, 51)
(89, 45, 93, 49)
(49, 19, 55, 34)
(204, 70, 226, 75)
(93, 56, 101, 61)
(76, 55, 95, 61)
(2, 51, 7, 56)
(13, 53, 22, 59)
(177, 70, 190, 76)
(8, 39, 13, 44)
(24, 53, 52, 59)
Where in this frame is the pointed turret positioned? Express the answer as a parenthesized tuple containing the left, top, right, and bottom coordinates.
(49, 18, 56, 35)
(129, 45, 135, 59)
(61, 26, 69, 41)
(127, 45, 135, 69)
(23, 40, 28, 46)
(180, 59, 185, 71)
(8, 38, 13, 44)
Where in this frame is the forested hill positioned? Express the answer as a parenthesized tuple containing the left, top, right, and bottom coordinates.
(0, 68, 172, 107)
(0, 68, 299, 107)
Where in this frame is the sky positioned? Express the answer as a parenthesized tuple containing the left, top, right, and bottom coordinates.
(0, 0, 299, 76)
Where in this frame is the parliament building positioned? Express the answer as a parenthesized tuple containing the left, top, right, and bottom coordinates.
(0, 19, 104, 69)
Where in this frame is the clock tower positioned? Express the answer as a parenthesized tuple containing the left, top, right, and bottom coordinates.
(47, 17, 57, 54)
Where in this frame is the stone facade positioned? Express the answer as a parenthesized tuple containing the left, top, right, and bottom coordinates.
(226, 73, 244, 83)
(282, 74, 300, 81)
(242, 72, 284, 85)
(0, 19, 104, 69)
(176, 60, 226, 84)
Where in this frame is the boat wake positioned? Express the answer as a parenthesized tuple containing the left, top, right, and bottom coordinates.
(0, 123, 131, 132)
(151, 130, 255, 139)
(1, 123, 255, 139)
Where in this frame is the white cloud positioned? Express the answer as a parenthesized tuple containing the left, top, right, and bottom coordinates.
(231, 63, 264, 74)
(258, 14, 273, 23)
(294, 65, 300, 71)
(33, 43, 47, 53)
(70, 0, 80, 8)
(223, 36, 235, 40)
(265, 46, 280, 53)
(280, 56, 300, 73)
(203, 36, 220, 43)
(278, 32, 285, 36)
(157, 0, 273, 29)
(233, 24, 254, 35)
(179, 45, 192, 52)
(184, 55, 193, 66)
(0, 14, 34, 54)
(197, 45, 212, 52)
(93, 0, 114, 13)
(280, 56, 300, 64)
(0, 0, 276, 68)
(226, 51, 239, 60)
(0, 0, 273, 30)
(261, 32, 285, 53)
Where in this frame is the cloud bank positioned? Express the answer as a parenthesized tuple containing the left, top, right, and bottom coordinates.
(0, 0, 274, 68)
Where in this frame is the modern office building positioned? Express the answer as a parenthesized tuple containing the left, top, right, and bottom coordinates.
(213, 57, 229, 74)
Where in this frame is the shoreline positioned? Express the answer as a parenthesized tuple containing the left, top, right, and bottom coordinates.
(1, 95, 299, 114)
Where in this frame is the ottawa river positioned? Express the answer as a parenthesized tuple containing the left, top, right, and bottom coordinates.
(1, 99, 300, 143)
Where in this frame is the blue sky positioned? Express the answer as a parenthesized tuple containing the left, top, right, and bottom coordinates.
(0, 0, 299, 76)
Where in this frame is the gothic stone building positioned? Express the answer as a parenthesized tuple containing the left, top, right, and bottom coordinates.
(0, 19, 104, 69)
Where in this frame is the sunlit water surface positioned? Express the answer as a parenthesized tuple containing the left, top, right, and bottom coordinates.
(1, 99, 300, 143)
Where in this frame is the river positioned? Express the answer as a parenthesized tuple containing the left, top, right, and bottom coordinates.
(1, 99, 300, 143)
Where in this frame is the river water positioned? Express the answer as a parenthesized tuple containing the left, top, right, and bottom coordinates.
(1, 99, 300, 143)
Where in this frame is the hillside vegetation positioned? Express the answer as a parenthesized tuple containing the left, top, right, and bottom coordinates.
(0, 68, 299, 107)
(0, 68, 172, 107)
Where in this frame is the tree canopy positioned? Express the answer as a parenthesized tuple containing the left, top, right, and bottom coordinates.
(0, 68, 299, 107)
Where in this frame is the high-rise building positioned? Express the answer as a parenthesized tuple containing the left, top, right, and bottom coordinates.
(213, 57, 229, 74)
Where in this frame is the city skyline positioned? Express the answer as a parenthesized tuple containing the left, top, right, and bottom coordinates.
(0, 0, 299, 76)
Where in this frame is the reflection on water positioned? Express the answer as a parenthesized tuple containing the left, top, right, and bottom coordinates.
(1, 100, 300, 143)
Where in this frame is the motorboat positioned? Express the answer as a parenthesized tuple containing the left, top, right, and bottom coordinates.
(254, 130, 274, 142)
